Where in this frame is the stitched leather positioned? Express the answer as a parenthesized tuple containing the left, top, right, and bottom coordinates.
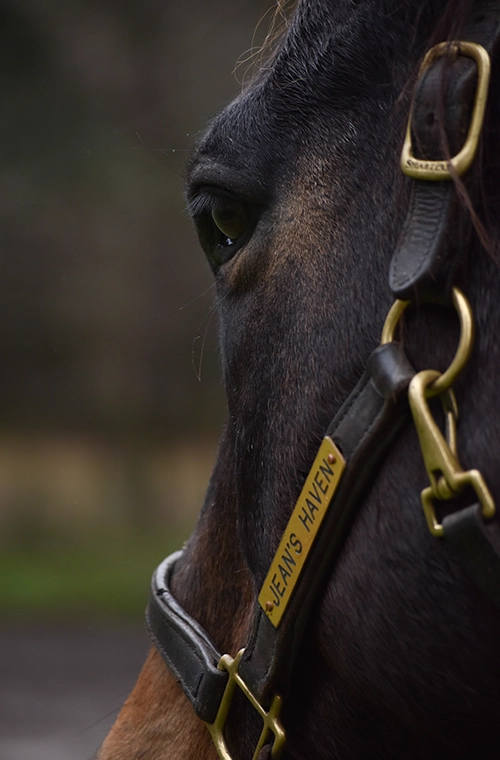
(443, 504, 500, 610)
(389, 180, 463, 303)
(389, 62, 475, 301)
(389, 1, 500, 302)
(146, 552, 229, 723)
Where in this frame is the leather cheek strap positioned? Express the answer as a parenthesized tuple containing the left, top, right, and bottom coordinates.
(389, 56, 477, 303)
(390, 1, 500, 303)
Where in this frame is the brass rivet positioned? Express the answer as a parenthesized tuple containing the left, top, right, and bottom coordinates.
(327, 453, 336, 464)
(265, 601, 274, 612)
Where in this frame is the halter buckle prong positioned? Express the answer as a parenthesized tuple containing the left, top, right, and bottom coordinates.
(205, 649, 286, 760)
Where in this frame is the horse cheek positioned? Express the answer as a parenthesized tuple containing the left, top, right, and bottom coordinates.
(98, 648, 217, 760)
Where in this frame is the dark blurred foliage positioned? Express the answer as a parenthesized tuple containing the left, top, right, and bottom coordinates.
(0, 0, 274, 570)
(0, 0, 271, 437)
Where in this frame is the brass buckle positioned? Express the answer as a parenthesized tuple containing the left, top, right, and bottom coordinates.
(408, 369, 495, 536)
(205, 649, 286, 760)
(401, 41, 491, 180)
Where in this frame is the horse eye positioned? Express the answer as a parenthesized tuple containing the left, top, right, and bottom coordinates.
(211, 203, 249, 242)
(190, 191, 255, 270)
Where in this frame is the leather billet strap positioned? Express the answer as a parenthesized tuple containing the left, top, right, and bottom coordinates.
(389, 1, 500, 302)
(389, 57, 475, 302)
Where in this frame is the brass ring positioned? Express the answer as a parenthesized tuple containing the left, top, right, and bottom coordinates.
(427, 289, 474, 396)
(380, 288, 474, 395)
(380, 298, 411, 345)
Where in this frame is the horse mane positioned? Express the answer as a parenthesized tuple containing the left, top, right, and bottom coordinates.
(240, 0, 296, 82)
(251, 0, 474, 78)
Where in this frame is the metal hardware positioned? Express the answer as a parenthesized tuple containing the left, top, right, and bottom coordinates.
(424, 289, 473, 396)
(380, 288, 473, 395)
(384, 287, 494, 537)
(408, 369, 495, 537)
(205, 649, 286, 760)
(401, 41, 490, 180)
(259, 436, 346, 627)
(380, 297, 410, 345)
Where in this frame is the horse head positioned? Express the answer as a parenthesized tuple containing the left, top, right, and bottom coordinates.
(101, 1, 500, 758)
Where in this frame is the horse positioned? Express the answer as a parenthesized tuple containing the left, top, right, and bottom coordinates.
(99, 1, 500, 758)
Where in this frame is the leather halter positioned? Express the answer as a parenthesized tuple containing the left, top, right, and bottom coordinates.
(147, 4, 500, 759)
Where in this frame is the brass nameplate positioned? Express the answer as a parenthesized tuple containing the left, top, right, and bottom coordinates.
(258, 436, 346, 628)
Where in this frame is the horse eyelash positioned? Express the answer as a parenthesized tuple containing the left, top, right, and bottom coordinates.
(188, 191, 232, 219)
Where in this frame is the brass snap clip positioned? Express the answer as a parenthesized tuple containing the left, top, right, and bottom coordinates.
(381, 287, 495, 537)
(408, 369, 495, 537)
(205, 649, 285, 760)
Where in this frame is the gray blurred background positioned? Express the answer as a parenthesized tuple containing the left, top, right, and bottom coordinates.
(0, 0, 274, 757)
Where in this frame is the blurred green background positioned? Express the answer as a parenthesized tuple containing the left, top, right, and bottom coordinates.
(0, 0, 273, 620)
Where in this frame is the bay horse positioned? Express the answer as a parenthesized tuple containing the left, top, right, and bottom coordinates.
(100, 1, 500, 758)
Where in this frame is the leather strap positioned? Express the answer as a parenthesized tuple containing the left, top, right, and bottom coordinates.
(389, 59, 474, 302)
(389, 179, 469, 303)
(443, 504, 500, 609)
(146, 342, 415, 715)
(389, 0, 500, 302)
(146, 551, 228, 723)
(237, 342, 415, 702)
